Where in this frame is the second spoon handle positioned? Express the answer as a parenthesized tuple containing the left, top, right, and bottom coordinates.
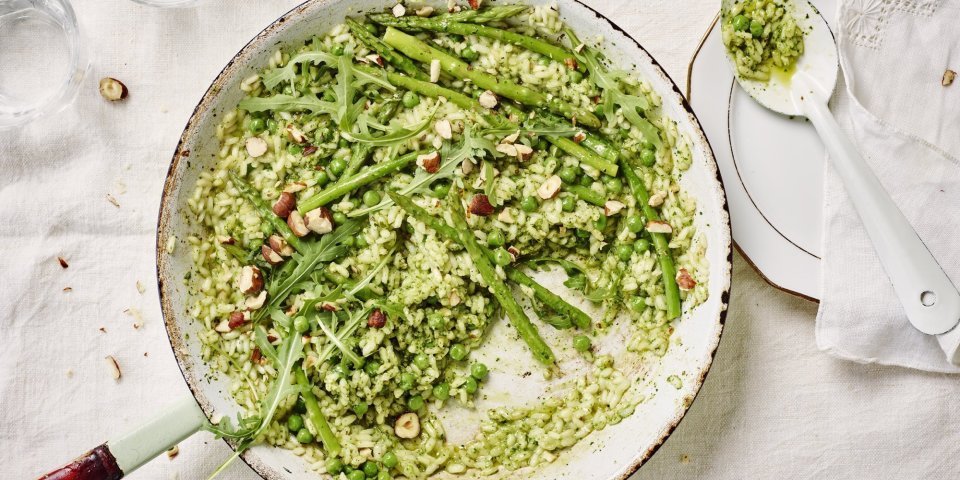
(802, 94, 960, 335)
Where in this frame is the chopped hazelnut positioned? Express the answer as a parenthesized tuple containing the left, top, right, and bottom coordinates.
(392, 2, 406, 17)
(417, 151, 441, 173)
(245, 290, 267, 310)
(468, 194, 494, 216)
(430, 59, 441, 83)
(537, 175, 562, 199)
(434, 119, 453, 140)
(478, 90, 498, 109)
(676, 268, 697, 291)
(603, 200, 625, 216)
(238, 265, 264, 294)
(646, 220, 673, 234)
(272, 192, 296, 219)
(572, 131, 586, 144)
(268, 235, 294, 256)
(395, 412, 420, 438)
(367, 309, 386, 328)
(99, 78, 128, 101)
(245, 137, 268, 158)
(304, 207, 334, 234)
(261, 245, 284, 265)
(287, 211, 310, 237)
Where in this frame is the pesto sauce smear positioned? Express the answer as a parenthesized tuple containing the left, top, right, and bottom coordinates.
(186, 3, 709, 478)
(722, 0, 806, 81)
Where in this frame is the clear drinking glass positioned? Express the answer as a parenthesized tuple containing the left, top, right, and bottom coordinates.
(0, 0, 87, 129)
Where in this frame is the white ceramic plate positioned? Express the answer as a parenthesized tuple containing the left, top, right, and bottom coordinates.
(687, 0, 837, 302)
(157, 1, 732, 478)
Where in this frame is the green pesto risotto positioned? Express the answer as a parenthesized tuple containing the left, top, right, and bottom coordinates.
(722, 0, 805, 81)
(186, 2, 708, 478)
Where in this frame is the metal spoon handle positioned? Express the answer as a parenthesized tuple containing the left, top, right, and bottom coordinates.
(802, 95, 960, 335)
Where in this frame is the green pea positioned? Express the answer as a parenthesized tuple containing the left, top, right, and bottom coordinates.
(616, 244, 634, 261)
(414, 353, 430, 370)
(568, 70, 584, 83)
(378, 471, 392, 480)
(323, 89, 336, 102)
(573, 335, 592, 352)
(594, 103, 605, 116)
(538, 55, 551, 66)
(352, 402, 369, 416)
(428, 312, 446, 329)
(750, 19, 764, 37)
(407, 395, 425, 411)
(432, 182, 450, 198)
(363, 461, 379, 477)
(364, 23, 378, 34)
(356, 236, 369, 248)
(362, 190, 381, 207)
(266, 119, 279, 133)
(594, 215, 607, 231)
(315, 170, 330, 187)
(492, 248, 512, 266)
(578, 174, 593, 187)
(433, 382, 450, 400)
(342, 236, 355, 248)
(603, 177, 623, 194)
(640, 148, 656, 167)
(282, 85, 293, 95)
(332, 45, 345, 56)
(287, 143, 303, 155)
(464, 377, 479, 394)
(248, 118, 266, 134)
(326, 458, 344, 474)
(287, 414, 304, 432)
(333, 212, 348, 225)
(558, 166, 579, 184)
(626, 214, 645, 233)
(520, 196, 539, 212)
(449, 343, 467, 361)
(364, 360, 380, 376)
(448, 33, 464, 42)
(575, 228, 591, 239)
(382, 451, 399, 469)
(329, 158, 347, 176)
(470, 362, 488, 380)
(338, 138, 349, 149)
(486, 230, 505, 248)
(634, 238, 650, 252)
(461, 47, 479, 62)
(400, 372, 415, 390)
(348, 470, 366, 480)
(732, 14, 750, 32)
(561, 195, 576, 212)
(294, 316, 310, 333)
(402, 90, 420, 108)
(296, 428, 314, 444)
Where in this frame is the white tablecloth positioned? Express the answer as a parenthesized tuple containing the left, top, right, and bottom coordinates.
(2, 1, 958, 478)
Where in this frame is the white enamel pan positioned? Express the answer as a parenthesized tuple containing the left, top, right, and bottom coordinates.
(39, 1, 731, 479)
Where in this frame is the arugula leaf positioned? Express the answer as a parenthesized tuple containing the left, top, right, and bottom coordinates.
(315, 310, 363, 367)
(341, 105, 437, 147)
(566, 28, 661, 147)
(204, 329, 304, 479)
(262, 51, 337, 90)
(345, 246, 395, 298)
(254, 220, 364, 321)
(253, 326, 279, 365)
(238, 93, 334, 116)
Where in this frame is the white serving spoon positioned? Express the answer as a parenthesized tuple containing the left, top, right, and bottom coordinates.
(720, 1, 960, 348)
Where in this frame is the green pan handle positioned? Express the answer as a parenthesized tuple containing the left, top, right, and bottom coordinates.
(38, 397, 206, 480)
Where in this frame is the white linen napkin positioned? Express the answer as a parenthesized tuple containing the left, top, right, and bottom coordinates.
(816, 0, 960, 372)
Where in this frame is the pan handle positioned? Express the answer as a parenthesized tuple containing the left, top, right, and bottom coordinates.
(38, 398, 207, 479)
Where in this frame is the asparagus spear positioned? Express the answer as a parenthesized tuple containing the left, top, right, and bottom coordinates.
(445, 189, 556, 365)
(354, 64, 477, 111)
(382, 27, 600, 128)
(437, 5, 529, 23)
(298, 151, 419, 213)
(535, 109, 619, 161)
(346, 18, 428, 81)
(370, 15, 580, 71)
(342, 144, 371, 180)
(295, 367, 341, 455)
(619, 158, 682, 319)
(389, 191, 591, 330)
(232, 174, 304, 253)
(564, 184, 606, 207)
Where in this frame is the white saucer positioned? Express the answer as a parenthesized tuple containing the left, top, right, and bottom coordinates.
(686, 0, 837, 302)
